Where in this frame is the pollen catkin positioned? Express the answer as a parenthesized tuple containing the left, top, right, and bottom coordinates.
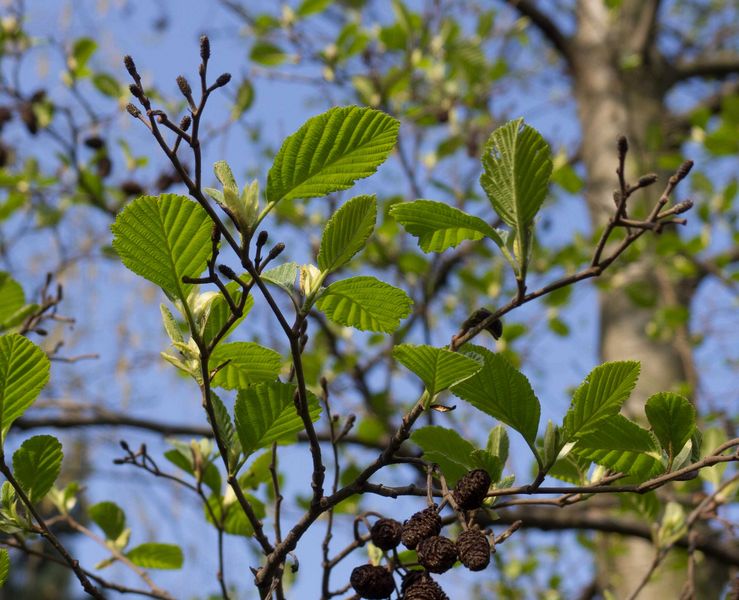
(456, 528, 490, 571)
(452, 469, 491, 510)
(370, 518, 402, 551)
(349, 564, 395, 599)
(401, 506, 441, 549)
(416, 535, 457, 573)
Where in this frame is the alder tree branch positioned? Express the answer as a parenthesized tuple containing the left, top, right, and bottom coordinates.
(673, 51, 739, 81)
(505, 0, 575, 67)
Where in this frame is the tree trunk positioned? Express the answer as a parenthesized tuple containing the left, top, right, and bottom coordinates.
(570, 1, 723, 597)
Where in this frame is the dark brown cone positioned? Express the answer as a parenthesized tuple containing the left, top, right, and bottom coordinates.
(401, 572, 449, 600)
(456, 528, 490, 571)
(452, 469, 491, 510)
(401, 506, 441, 549)
(370, 518, 402, 551)
(349, 564, 395, 599)
(119, 180, 144, 196)
(416, 535, 457, 574)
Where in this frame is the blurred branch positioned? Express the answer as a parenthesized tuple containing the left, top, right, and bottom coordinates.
(673, 51, 739, 81)
(505, 0, 574, 67)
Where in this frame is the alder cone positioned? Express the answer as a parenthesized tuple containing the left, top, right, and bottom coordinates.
(370, 518, 403, 551)
(401, 572, 449, 600)
(401, 506, 441, 549)
(456, 528, 491, 571)
(452, 469, 491, 510)
(349, 564, 395, 599)
(416, 535, 458, 574)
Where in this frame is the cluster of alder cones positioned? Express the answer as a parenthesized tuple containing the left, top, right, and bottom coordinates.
(350, 469, 493, 599)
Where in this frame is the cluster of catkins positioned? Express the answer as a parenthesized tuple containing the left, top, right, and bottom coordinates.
(349, 469, 493, 599)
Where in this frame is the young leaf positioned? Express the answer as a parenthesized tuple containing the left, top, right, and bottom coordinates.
(318, 194, 376, 272)
(111, 195, 213, 303)
(200, 282, 254, 344)
(0, 272, 25, 325)
(573, 415, 663, 479)
(563, 361, 640, 441)
(89, 501, 126, 540)
(126, 543, 183, 570)
(234, 381, 321, 458)
(204, 492, 266, 537)
(210, 342, 282, 390)
(315, 276, 412, 333)
(480, 118, 552, 231)
(266, 106, 399, 203)
(487, 425, 509, 466)
(411, 426, 477, 485)
(262, 262, 298, 291)
(451, 345, 540, 448)
(393, 344, 481, 398)
(645, 392, 696, 461)
(389, 200, 505, 252)
(0, 334, 50, 439)
(12, 435, 63, 504)
(160, 304, 184, 345)
(0, 548, 8, 587)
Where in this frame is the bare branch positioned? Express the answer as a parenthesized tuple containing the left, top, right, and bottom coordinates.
(673, 51, 739, 81)
(505, 0, 574, 67)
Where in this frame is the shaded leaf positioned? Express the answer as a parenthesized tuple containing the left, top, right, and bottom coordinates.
(645, 392, 696, 460)
(316, 276, 412, 333)
(234, 381, 321, 458)
(563, 361, 640, 440)
(0, 548, 8, 587)
(0, 273, 25, 325)
(390, 200, 505, 252)
(262, 262, 298, 291)
(210, 342, 282, 390)
(12, 435, 63, 504)
(89, 502, 126, 540)
(411, 426, 477, 486)
(393, 344, 481, 397)
(451, 345, 540, 447)
(126, 543, 183, 570)
(318, 195, 376, 272)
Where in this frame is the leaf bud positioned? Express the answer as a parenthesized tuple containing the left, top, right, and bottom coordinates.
(129, 83, 144, 99)
(218, 264, 236, 279)
(674, 160, 693, 183)
(176, 75, 192, 97)
(179, 115, 192, 131)
(637, 173, 658, 187)
(267, 243, 286, 262)
(617, 135, 628, 158)
(199, 35, 210, 61)
(123, 55, 138, 79)
(257, 230, 269, 248)
(213, 73, 232, 89)
(126, 103, 141, 118)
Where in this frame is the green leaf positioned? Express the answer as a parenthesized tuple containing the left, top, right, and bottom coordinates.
(393, 344, 481, 398)
(111, 195, 213, 303)
(234, 381, 321, 458)
(316, 276, 412, 333)
(266, 106, 399, 204)
(390, 200, 505, 252)
(89, 502, 126, 540)
(297, 0, 332, 16)
(574, 415, 663, 479)
(0, 334, 50, 439)
(411, 426, 477, 485)
(0, 273, 25, 325)
(0, 548, 8, 587)
(451, 346, 540, 447)
(250, 41, 288, 66)
(232, 79, 254, 118)
(160, 304, 184, 345)
(262, 262, 298, 291)
(210, 342, 282, 390)
(563, 361, 640, 441)
(71, 37, 97, 69)
(318, 195, 376, 272)
(487, 425, 509, 466)
(480, 118, 552, 230)
(12, 435, 63, 504)
(645, 392, 696, 461)
(92, 73, 122, 98)
(126, 543, 183, 570)
(205, 493, 266, 537)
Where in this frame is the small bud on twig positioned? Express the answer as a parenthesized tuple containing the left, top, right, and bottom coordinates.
(637, 173, 658, 187)
(671, 199, 693, 215)
(126, 103, 141, 118)
(674, 160, 693, 183)
(617, 135, 628, 158)
(129, 83, 144, 99)
(123, 55, 139, 80)
(257, 230, 269, 248)
(176, 75, 192, 97)
(200, 35, 210, 61)
(179, 115, 192, 131)
(211, 224, 221, 243)
(213, 73, 232, 89)
(218, 264, 236, 279)
(267, 242, 286, 262)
